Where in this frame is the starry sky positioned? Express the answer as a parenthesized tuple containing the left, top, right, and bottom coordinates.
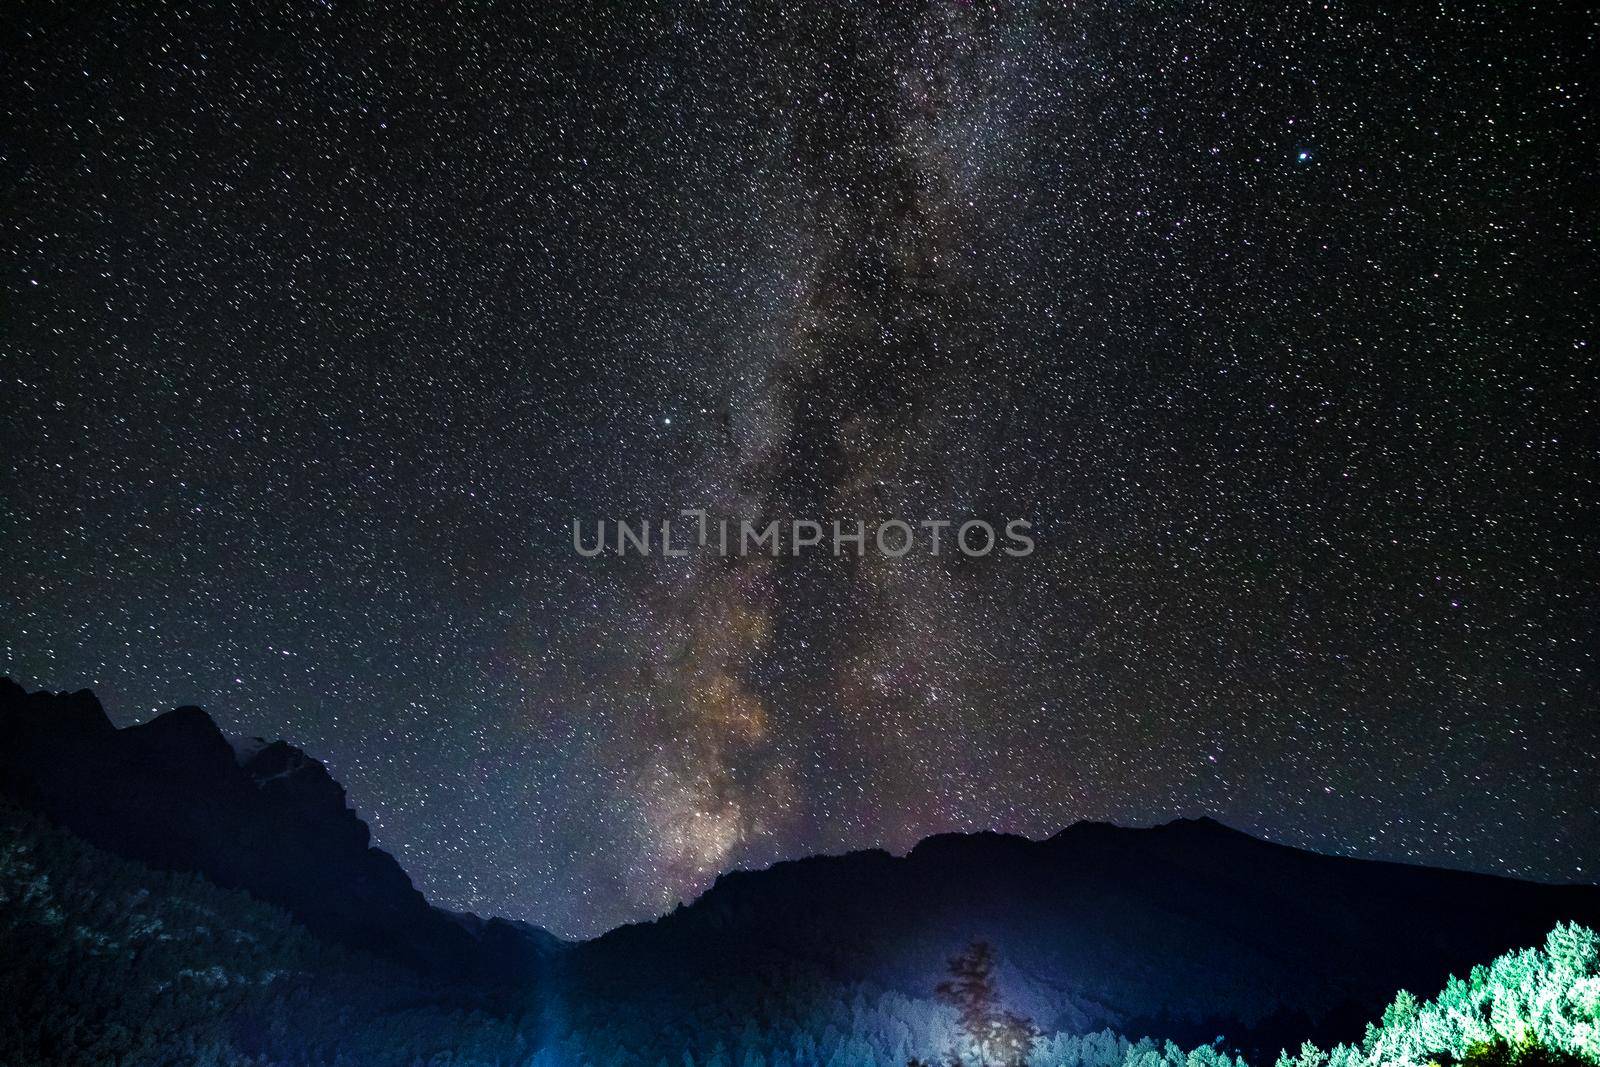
(2, 0, 1596, 939)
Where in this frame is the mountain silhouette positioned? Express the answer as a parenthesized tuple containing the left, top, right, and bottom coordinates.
(564, 818, 1600, 1056)
(0, 678, 558, 980)
(3, 679, 1597, 1061)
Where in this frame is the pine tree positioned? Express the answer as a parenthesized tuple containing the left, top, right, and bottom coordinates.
(929, 941, 1040, 1067)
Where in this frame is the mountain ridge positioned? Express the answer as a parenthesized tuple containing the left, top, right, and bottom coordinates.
(0, 677, 560, 981)
(566, 774, 1600, 1057)
(5, 677, 1599, 1061)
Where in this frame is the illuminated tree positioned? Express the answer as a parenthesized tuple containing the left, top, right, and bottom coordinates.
(927, 941, 1040, 1067)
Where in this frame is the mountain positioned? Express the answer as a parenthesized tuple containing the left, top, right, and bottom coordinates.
(562, 819, 1600, 1058)
(0, 798, 556, 1066)
(4, 678, 1599, 1065)
(0, 678, 558, 980)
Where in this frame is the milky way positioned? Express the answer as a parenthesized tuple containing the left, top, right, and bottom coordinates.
(2, 1, 1596, 937)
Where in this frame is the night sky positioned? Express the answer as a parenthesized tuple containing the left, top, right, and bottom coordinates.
(3, 1, 1596, 939)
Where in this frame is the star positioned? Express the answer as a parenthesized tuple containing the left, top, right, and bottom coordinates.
(2, 0, 1593, 938)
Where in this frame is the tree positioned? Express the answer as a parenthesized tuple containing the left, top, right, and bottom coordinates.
(927, 941, 1040, 1067)
(1446, 1036, 1592, 1067)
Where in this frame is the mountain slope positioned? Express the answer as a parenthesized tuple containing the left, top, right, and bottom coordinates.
(0, 678, 557, 980)
(0, 799, 545, 1067)
(562, 816, 1600, 1058)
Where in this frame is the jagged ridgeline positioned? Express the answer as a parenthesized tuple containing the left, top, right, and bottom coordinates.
(3, 680, 1599, 1066)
